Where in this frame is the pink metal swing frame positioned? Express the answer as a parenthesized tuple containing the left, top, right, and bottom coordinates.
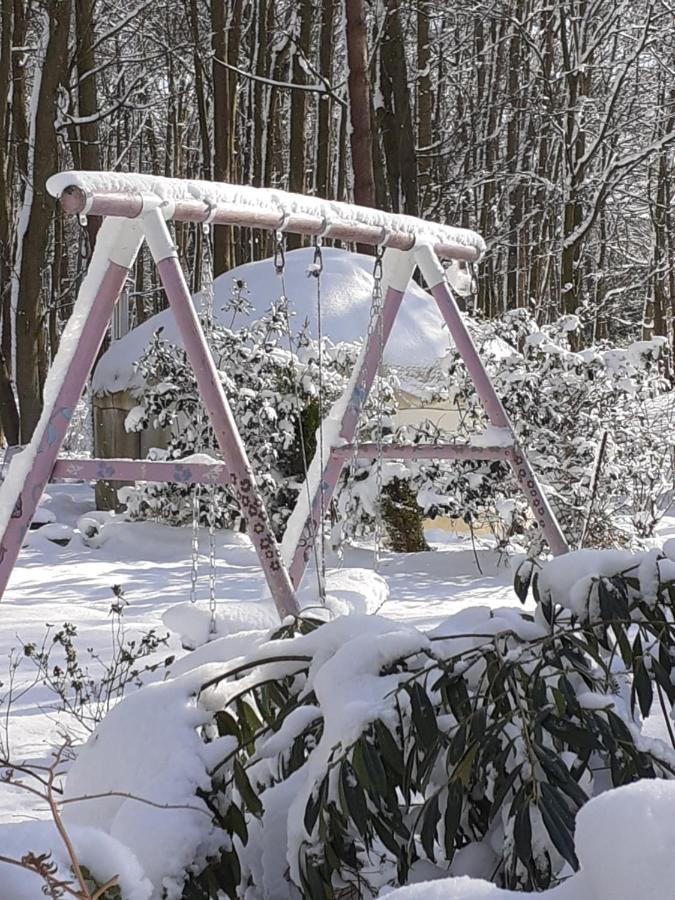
(0, 172, 568, 620)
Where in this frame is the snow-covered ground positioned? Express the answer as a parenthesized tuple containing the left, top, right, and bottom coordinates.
(1, 481, 674, 896)
(0, 484, 516, 818)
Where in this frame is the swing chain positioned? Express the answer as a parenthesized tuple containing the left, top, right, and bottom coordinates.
(208, 486, 217, 633)
(373, 248, 385, 572)
(311, 237, 324, 277)
(190, 482, 201, 604)
(338, 246, 386, 564)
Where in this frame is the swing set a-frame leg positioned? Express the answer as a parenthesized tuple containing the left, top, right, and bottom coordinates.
(142, 209, 300, 619)
(0, 217, 144, 599)
(0, 210, 300, 621)
(416, 243, 569, 557)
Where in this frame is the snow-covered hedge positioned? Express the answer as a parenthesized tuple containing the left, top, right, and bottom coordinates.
(122, 298, 672, 554)
(56, 547, 675, 898)
(433, 309, 673, 547)
(122, 300, 396, 538)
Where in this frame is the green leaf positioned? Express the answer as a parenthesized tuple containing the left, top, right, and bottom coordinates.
(513, 803, 532, 868)
(339, 761, 368, 837)
(446, 678, 472, 722)
(374, 721, 405, 778)
(470, 707, 487, 742)
(539, 785, 579, 870)
(224, 801, 248, 844)
(490, 764, 521, 819)
(304, 776, 328, 835)
(372, 814, 402, 858)
(444, 780, 463, 861)
(542, 715, 600, 752)
(215, 710, 239, 739)
(233, 759, 263, 817)
(420, 795, 441, 861)
(447, 724, 466, 766)
(410, 682, 439, 750)
(451, 741, 479, 787)
(361, 739, 389, 799)
(633, 657, 654, 718)
(514, 560, 533, 604)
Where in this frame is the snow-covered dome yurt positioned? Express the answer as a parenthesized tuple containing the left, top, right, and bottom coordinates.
(92, 247, 469, 508)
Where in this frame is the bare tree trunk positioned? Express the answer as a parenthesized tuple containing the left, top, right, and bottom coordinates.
(344, 0, 376, 209)
(0, 0, 18, 443)
(380, 0, 418, 216)
(288, 0, 312, 248)
(186, 0, 211, 180)
(74, 0, 101, 248)
(316, 0, 335, 198)
(14, 0, 71, 442)
(211, 0, 239, 274)
(416, 0, 432, 212)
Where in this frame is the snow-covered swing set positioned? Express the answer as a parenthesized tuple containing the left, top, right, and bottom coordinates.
(0, 172, 569, 621)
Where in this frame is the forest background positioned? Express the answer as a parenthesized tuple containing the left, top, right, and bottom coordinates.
(0, 0, 674, 446)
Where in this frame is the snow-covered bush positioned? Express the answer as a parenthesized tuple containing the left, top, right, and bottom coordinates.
(62, 548, 675, 898)
(421, 310, 673, 548)
(122, 301, 395, 538)
(387, 779, 675, 900)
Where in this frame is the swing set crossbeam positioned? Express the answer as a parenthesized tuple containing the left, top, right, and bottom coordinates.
(51, 457, 230, 486)
(47, 171, 485, 264)
(332, 442, 514, 461)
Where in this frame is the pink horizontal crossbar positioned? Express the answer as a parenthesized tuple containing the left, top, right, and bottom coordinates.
(57, 186, 480, 263)
(51, 457, 230, 485)
(331, 442, 513, 461)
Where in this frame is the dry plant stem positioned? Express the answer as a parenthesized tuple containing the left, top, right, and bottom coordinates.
(61, 789, 211, 817)
(1, 742, 122, 899)
(47, 743, 91, 898)
(91, 875, 121, 899)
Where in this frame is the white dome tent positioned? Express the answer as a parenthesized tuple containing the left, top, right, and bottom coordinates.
(93, 246, 468, 395)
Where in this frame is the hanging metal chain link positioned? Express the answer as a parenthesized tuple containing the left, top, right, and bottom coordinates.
(207, 480, 218, 634)
(275, 229, 326, 602)
(373, 250, 385, 573)
(201, 222, 218, 632)
(190, 481, 201, 605)
(337, 246, 386, 566)
(311, 238, 327, 598)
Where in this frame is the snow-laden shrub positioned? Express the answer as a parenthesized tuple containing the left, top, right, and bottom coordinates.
(429, 310, 673, 548)
(63, 549, 675, 898)
(121, 300, 397, 538)
(387, 779, 675, 900)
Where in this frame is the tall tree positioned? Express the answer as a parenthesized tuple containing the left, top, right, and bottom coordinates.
(13, 0, 71, 442)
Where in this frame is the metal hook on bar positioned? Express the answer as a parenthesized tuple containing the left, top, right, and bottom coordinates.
(377, 225, 394, 248)
(274, 230, 286, 275)
(202, 199, 218, 234)
(311, 237, 324, 278)
(317, 216, 331, 238)
(275, 207, 292, 233)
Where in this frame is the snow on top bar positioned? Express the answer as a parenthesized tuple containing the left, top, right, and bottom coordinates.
(46, 170, 486, 260)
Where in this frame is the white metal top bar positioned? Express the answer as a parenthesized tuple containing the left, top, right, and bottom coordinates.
(46, 171, 486, 263)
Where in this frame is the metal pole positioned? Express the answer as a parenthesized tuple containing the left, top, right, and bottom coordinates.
(0, 218, 144, 598)
(415, 243, 569, 556)
(142, 208, 300, 619)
